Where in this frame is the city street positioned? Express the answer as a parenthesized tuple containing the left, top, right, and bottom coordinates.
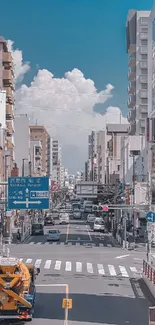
(2, 217, 151, 324)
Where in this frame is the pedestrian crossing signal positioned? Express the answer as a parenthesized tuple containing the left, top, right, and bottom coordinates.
(62, 298, 72, 309)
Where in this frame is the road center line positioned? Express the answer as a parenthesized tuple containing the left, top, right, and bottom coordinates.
(86, 226, 92, 241)
(66, 223, 70, 242)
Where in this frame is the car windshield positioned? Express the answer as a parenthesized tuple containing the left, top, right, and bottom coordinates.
(48, 230, 58, 234)
(95, 220, 104, 225)
(32, 224, 42, 229)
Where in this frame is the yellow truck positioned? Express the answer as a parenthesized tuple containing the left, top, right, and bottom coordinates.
(0, 255, 40, 321)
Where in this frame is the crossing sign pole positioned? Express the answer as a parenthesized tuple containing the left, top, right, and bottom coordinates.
(146, 211, 155, 263)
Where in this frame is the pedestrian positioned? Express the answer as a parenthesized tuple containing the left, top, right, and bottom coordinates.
(17, 229, 21, 243)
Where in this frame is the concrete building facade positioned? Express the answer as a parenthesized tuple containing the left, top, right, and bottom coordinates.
(88, 131, 98, 181)
(126, 10, 150, 135)
(0, 37, 15, 175)
(14, 115, 30, 177)
(30, 140, 42, 176)
(52, 140, 61, 186)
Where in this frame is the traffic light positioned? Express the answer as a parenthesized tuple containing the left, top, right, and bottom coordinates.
(98, 206, 103, 211)
(92, 205, 98, 212)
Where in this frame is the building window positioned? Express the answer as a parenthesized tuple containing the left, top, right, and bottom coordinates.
(141, 98, 148, 104)
(141, 39, 148, 46)
(117, 165, 120, 171)
(141, 68, 147, 75)
(140, 27, 148, 32)
(141, 83, 147, 89)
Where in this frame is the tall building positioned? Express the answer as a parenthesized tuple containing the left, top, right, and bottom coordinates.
(0, 90, 6, 185)
(126, 10, 150, 135)
(30, 139, 42, 176)
(0, 37, 15, 175)
(88, 131, 98, 181)
(14, 115, 30, 176)
(52, 140, 61, 186)
(30, 125, 50, 176)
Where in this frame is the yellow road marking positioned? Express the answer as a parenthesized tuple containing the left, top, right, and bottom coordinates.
(66, 223, 70, 242)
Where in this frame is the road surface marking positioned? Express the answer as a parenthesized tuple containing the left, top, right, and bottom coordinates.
(44, 242, 50, 245)
(36, 242, 42, 245)
(87, 263, 93, 273)
(115, 254, 130, 259)
(66, 224, 70, 242)
(99, 243, 104, 247)
(29, 242, 34, 244)
(44, 260, 51, 269)
(97, 264, 105, 275)
(36, 284, 67, 287)
(86, 226, 92, 241)
(107, 244, 112, 247)
(133, 258, 142, 261)
(119, 266, 129, 277)
(55, 260, 61, 270)
(65, 261, 72, 271)
(35, 259, 42, 268)
(76, 262, 82, 272)
(19, 258, 23, 262)
(130, 267, 137, 273)
(26, 259, 32, 263)
(108, 265, 116, 276)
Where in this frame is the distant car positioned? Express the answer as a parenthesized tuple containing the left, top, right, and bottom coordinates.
(93, 218, 105, 232)
(73, 211, 81, 219)
(46, 229, 60, 241)
(87, 214, 96, 223)
(59, 213, 69, 224)
(44, 216, 55, 226)
(32, 224, 44, 235)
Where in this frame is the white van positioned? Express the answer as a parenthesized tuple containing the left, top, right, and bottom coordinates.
(93, 218, 105, 232)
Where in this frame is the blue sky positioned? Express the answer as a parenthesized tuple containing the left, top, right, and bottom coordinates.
(0, 0, 154, 172)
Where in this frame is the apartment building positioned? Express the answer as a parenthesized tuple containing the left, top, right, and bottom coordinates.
(0, 90, 6, 184)
(52, 140, 61, 186)
(126, 10, 150, 135)
(30, 125, 50, 177)
(97, 124, 128, 184)
(88, 131, 98, 181)
(0, 37, 15, 175)
(14, 115, 30, 176)
(30, 140, 42, 176)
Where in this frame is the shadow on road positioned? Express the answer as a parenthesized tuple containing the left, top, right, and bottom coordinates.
(33, 291, 149, 325)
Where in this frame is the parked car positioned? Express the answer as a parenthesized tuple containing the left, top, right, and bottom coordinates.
(93, 218, 105, 232)
(46, 229, 60, 241)
(59, 213, 69, 224)
(31, 223, 44, 235)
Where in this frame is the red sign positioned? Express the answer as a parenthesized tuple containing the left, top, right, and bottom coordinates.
(51, 181, 59, 192)
(103, 205, 109, 211)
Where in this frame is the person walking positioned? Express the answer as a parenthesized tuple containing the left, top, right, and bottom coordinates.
(17, 229, 21, 243)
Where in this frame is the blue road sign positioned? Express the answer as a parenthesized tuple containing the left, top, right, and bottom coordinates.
(146, 211, 155, 223)
(8, 177, 49, 210)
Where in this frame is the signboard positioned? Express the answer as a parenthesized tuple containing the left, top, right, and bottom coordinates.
(146, 211, 155, 223)
(8, 177, 49, 210)
(62, 298, 72, 309)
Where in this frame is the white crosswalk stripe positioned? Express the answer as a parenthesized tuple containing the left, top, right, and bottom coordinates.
(55, 260, 61, 270)
(119, 266, 129, 277)
(19, 258, 140, 277)
(87, 263, 93, 273)
(36, 242, 42, 245)
(76, 262, 82, 272)
(97, 264, 105, 275)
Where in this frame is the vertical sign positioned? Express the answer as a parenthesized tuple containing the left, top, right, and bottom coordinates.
(149, 306, 155, 325)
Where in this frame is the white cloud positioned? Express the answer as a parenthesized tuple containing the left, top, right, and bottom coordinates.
(7, 40, 30, 83)
(9, 42, 128, 171)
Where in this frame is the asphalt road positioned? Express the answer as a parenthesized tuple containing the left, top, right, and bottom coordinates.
(3, 217, 152, 324)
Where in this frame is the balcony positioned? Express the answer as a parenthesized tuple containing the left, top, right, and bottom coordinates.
(128, 69, 136, 81)
(129, 55, 136, 67)
(139, 75, 147, 83)
(140, 46, 148, 54)
(127, 109, 136, 122)
(140, 105, 148, 113)
(140, 90, 148, 98)
(34, 159, 42, 168)
(140, 119, 146, 128)
(140, 32, 147, 40)
(3, 69, 13, 87)
(6, 121, 14, 136)
(4, 87, 14, 104)
(140, 61, 148, 69)
(128, 82, 136, 95)
(128, 122, 136, 135)
(2, 52, 12, 67)
(128, 44, 136, 53)
(6, 104, 14, 120)
(128, 95, 136, 108)
(6, 137, 14, 150)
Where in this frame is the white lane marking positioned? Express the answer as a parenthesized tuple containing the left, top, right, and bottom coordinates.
(119, 266, 129, 277)
(19, 258, 23, 262)
(44, 260, 51, 269)
(26, 259, 32, 263)
(35, 259, 42, 268)
(65, 261, 72, 271)
(55, 260, 61, 270)
(86, 227, 92, 241)
(107, 244, 112, 247)
(76, 262, 82, 272)
(97, 264, 105, 275)
(44, 242, 50, 245)
(29, 242, 34, 245)
(36, 242, 42, 245)
(108, 265, 116, 276)
(130, 267, 138, 273)
(115, 254, 130, 259)
(36, 284, 67, 287)
(87, 263, 93, 273)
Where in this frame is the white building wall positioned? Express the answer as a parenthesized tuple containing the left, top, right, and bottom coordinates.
(0, 90, 6, 129)
(14, 115, 30, 176)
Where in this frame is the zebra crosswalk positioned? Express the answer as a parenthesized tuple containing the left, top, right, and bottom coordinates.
(19, 258, 142, 278)
(26, 241, 113, 247)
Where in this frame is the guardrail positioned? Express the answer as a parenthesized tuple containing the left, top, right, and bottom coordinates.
(142, 260, 155, 297)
